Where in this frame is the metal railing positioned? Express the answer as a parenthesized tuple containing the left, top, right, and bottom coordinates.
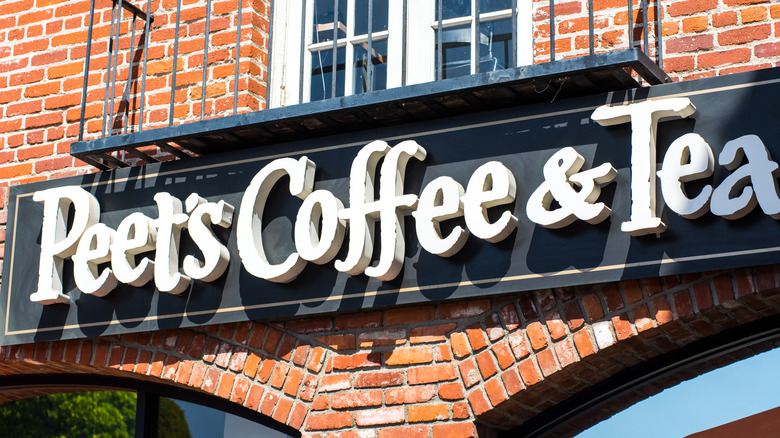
(77, 0, 665, 151)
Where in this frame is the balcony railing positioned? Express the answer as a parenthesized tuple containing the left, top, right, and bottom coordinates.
(72, 0, 669, 170)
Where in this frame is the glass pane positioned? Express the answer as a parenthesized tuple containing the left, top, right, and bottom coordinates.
(436, 24, 471, 79)
(354, 38, 388, 93)
(437, 0, 471, 20)
(312, 0, 348, 44)
(162, 398, 294, 438)
(479, 18, 512, 72)
(355, 0, 389, 35)
(310, 47, 346, 101)
(0, 391, 137, 437)
(479, 0, 511, 13)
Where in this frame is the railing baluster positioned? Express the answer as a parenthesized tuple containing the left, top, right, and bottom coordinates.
(331, 0, 338, 98)
(656, 0, 663, 69)
(139, 0, 152, 132)
(549, 0, 555, 61)
(102, 2, 118, 137)
(170, 0, 182, 126)
(511, 0, 517, 68)
(588, 0, 594, 55)
(628, 0, 634, 48)
(79, 0, 97, 142)
(436, 0, 442, 80)
(233, 0, 243, 114)
(109, 0, 124, 135)
(125, 14, 137, 134)
(201, 0, 212, 120)
(642, 0, 649, 55)
(367, 0, 373, 92)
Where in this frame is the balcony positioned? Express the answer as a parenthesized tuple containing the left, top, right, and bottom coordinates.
(70, 0, 670, 170)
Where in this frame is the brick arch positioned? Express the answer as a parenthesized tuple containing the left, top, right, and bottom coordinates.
(0, 265, 778, 437)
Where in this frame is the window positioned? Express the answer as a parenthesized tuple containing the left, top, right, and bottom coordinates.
(269, 0, 532, 107)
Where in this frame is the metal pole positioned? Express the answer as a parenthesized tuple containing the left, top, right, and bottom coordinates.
(125, 14, 137, 134)
(233, 0, 243, 113)
(437, 0, 443, 79)
(628, 0, 634, 48)
(201, 0, 212, 120)
(549, 0, 555, 61)
(331, 0, 338, 98)
(169, 0, 182, 126)
(139, 0, 152, 132)
(108, 0, 124, 134)
(78, 0, 97, 142)
(102, 2, 118, 137)
(367, 0, 373, 92)
(588, 0, 594, 55)
(656, 0, 663, 69)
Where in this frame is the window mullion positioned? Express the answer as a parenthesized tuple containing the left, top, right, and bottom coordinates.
(367, 0, 373, 92)
(134, 391, 159, 438)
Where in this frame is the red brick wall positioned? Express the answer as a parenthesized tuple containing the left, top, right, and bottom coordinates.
(1, 0, 780, 437)
(0, 268, 778, 437)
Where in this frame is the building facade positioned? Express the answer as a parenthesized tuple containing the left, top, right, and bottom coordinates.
(1, 0, 780, 437)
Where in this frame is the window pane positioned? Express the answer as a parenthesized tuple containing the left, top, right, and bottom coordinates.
(162, 398, 294, 438)
(479, 18, 512, 72)
(437, 0, 471, 20)
(479, 0, 511, 13)
(310, 47, 346, 101)
(436, 24, 471, 78)
(0, 391, 137, 437)
(355, 0, 389, 35)
(354, 38, 388, 93)
(312, 0, 347, 43)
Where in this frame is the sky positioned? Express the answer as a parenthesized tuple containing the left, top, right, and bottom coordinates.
(575, 347, 780, 437)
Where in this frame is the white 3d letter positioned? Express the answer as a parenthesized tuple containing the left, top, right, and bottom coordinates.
(72, 223, 117, 297)
(32, 186, 100, 305)
(335, 141, 391, 276)
(183, 194, 235, 282)
(657, 133, 714, 219)
(111, 212, 156, 287)
(462, 161, 518, 243)
(295, 190, 345, 265)
(363, 140, 427, 281)
(153, 192, 191, 294)
(711, 135, 780, 220)
(591, 98, 696, 236)
(237, 156, 316, 283)
(413, 176, 468, 257)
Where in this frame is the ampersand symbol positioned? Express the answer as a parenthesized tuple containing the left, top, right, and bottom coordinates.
(526, 147, 617, 228)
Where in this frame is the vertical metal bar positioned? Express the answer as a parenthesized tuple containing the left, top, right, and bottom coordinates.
(201, 0, 212, 120)
(473, 0, 479, 74)
(331, 0, 338, 98)
(656, 0, 663, 68)
(169, 0, 182, 126)
(299, 0, 307, 104)
(124, 14, 137, 134)
(436, 0, 442, 80)
(642, 0, 648, 55)
(233, 0, 243, 114)
(102, 2, 118, 137)
(401, 0, 407, 86)
(511, 0, 517, 68)
(549, 0, 555, 61)
(588, 0, 594, 55)
(367, 0, 373, 91)
(139, 0, 152, 132)
(628, 0, 634, 48)
(109, 0, 124, 134)
(266, 0, 274, 106)
(78, 0, 97, 142)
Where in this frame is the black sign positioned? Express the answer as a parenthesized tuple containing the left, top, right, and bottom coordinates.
(4, 68, 780, 345)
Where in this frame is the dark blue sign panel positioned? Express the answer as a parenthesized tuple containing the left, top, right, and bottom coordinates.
(4, 68, 780, 345)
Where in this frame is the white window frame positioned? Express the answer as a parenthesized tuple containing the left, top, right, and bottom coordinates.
(269, 0, 532, 108)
